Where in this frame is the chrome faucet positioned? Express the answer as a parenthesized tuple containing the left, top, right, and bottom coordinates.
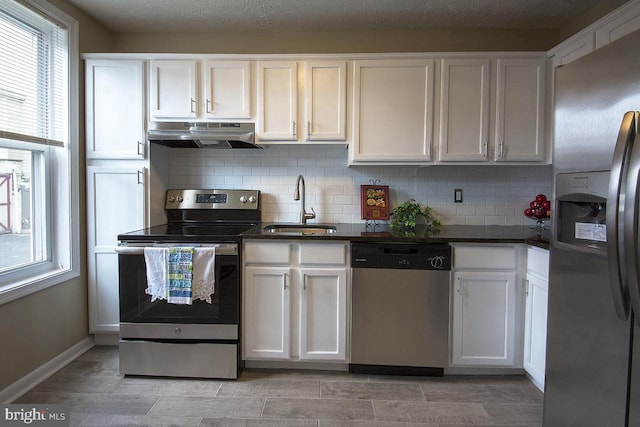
(293, 175, 316, 225)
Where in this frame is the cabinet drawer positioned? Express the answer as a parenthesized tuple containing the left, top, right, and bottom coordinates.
(299, 243, 347, 265)
(453, 245, 517, 270)
(244, 241, 291, 264)
(527, 247, 549, 278)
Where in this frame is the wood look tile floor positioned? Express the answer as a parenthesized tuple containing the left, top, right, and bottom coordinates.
(14, 346, 543, 426)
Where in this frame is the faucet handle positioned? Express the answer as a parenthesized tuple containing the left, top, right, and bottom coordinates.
(304, 207, 316, 221)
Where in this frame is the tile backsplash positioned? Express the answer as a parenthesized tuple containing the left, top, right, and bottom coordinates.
(168, 145, 552, 226)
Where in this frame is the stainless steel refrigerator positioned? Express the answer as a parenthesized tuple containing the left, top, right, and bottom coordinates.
(547, 30, 640, 426)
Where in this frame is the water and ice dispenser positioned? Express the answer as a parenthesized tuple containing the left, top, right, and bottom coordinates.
(555, 171, 609, 253)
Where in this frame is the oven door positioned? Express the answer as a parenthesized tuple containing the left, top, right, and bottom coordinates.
(116, 243, 239, 336)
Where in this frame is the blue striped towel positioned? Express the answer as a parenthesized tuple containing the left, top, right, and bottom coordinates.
(166, 247, 193, 304)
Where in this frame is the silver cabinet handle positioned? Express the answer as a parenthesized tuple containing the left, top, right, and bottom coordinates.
(307, 121, 311, 136)
(607, 111, 636, 320)
(206, 99, 213, 113)
(137, 141, 145, 158)
(482, 141, 488, 158)
(499, 141, 505, 158)
(303, 274, 307, 290)
(283, 273, 288, 290)
(190, 98, 197, 114)
(525, 279, 530, 296)
(292, 121, 297, 138)
(137, 169, 144, 185)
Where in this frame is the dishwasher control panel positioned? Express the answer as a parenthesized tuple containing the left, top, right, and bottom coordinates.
(351, 242, 451, 270)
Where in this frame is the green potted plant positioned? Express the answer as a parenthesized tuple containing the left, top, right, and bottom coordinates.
(389, 199, 440, 232)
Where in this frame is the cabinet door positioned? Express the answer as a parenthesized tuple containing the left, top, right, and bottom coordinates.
(149, 59, 198, 120)
(438, 59, 491, 162)
(299, 268, 348, 361)
(352, 59, 434, 162)
(243, 266, 291, 359)
(204, 60, 251, 119)
(305, 61, 347, 141)
(451, 270, 518, 366)
(87, 166, 146, 332)
(494, 59, 546, 162)
(257, 61, 298, 141)
(86, 60, 145, 159)
(523, 274, 549, 390)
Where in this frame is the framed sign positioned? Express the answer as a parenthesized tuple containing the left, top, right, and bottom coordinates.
(361, 185, 390, 220)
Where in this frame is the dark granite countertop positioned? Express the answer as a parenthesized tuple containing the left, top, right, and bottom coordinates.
(241, 223, 550, 250)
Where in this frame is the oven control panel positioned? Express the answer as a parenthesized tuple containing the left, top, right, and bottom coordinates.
(166, 189, 260, 210)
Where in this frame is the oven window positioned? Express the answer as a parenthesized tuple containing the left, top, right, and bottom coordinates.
(118, 253, 238, 324)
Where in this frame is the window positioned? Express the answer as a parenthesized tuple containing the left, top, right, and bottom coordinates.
(0, 0, 78, 304)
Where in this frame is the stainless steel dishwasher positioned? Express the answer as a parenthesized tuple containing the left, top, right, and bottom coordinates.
(349, 242, 451, 376)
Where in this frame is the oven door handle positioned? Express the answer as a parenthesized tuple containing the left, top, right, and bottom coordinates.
(115, 244, 238, 256)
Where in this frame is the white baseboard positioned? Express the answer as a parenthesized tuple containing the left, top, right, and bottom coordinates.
(1, 336, 94, 404)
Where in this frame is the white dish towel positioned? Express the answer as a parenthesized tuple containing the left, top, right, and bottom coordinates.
(143, 247, 216, 304)
(192, 247, 216, 303)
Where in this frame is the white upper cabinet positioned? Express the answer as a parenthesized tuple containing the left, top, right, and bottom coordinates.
(595, 2, 640, 49)
(438, 57, 547, 163)
(305, 61, 347, 141)
(550, 33, 595, 68)
(203, 60, 251, 119)
(149, 59, 251, 121)
(149, 59, 198, 120)
(350, 59, 435, 164)
(257, 60, 346, 143)
(438, 58, 491, 162)
(257, 61, 298, 141)
(494, 58, 546, 162)
(86, 59, 146, 159)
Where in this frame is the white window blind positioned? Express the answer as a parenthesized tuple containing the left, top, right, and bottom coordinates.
(0, 0, 68, 147)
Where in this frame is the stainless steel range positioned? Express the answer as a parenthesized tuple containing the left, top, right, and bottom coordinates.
(116, 189, 260, 379)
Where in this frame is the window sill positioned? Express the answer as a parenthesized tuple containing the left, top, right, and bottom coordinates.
(0, 267, 80, 306)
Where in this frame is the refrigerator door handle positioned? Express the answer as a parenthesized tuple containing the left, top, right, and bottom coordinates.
(624, 111, 640, 326)
(607, 111, 636, 320)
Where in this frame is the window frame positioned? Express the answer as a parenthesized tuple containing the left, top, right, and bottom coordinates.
(0, 0, 79, 305)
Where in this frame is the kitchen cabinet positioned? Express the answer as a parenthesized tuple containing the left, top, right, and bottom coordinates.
(149, 59, 198, 120)
(438, 57, 546, 163)
(523, 246, 549, 391)
(87, 166, 146, 333)
(350, 59, 435, 164)
(85, 59, 146, 159)
(550, 34, 595, 68)
(594, 1, 640, 49)
(242, 240, 349, 362)
(305, 61, 347, 141)
(451, 244, 523, 368)
(149, 59, 251, 120)
(256, 60, 347, 142)
(85, 58, 169, 337)
(494, 58, 546, 162)
(438, 58, 490, 162)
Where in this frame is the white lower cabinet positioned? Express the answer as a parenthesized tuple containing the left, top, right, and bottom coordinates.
(87, 166, 147, 333)
(450, 244, 523, 368)
(243, 241, 349, 362)
(523, 246, 549, 391)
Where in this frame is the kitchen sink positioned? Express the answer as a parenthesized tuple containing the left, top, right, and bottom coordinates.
(262, 224, 337, 235)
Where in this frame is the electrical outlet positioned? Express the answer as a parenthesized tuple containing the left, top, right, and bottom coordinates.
(454, 188, 463, 203)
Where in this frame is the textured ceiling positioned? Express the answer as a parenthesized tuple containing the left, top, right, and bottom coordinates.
(66, 0, 606, 33)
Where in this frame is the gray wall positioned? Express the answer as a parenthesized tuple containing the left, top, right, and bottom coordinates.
(0, 0, 113, 395)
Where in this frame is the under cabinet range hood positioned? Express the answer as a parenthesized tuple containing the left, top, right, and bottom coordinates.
(148, 122, 261, 149)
